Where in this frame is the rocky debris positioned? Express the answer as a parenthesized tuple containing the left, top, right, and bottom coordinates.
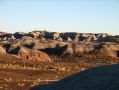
(31, 64, 119, 90)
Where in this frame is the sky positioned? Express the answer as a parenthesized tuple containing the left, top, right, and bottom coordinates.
(0, 0, 119, 35)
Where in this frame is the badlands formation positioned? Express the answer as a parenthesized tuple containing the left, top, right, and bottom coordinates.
(0, 31, 119, 90)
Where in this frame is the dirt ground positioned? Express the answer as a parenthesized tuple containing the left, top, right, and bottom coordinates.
(0, 55, 119, 90)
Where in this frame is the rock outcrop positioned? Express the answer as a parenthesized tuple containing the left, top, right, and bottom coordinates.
(18, 47, 51, 62)
(0, 46, 20, 61)
(6, 46, 52, 62)
(0, 31, 119, 60)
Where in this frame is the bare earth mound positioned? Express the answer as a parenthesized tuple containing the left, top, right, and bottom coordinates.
(18, 47, 52, 62)
(32, 64, 119, 90)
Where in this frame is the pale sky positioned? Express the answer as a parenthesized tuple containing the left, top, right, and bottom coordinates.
(0, 0, 119, 35)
